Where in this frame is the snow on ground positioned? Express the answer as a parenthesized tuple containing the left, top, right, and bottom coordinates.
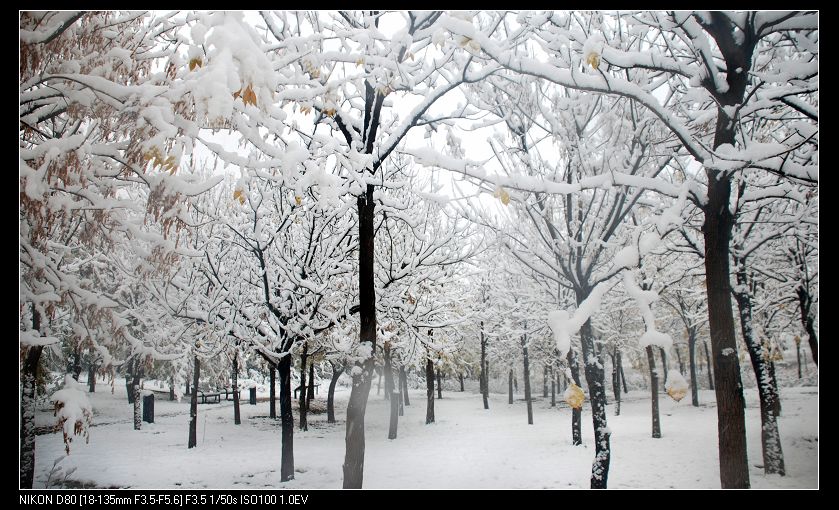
(33, 380, 817, 489)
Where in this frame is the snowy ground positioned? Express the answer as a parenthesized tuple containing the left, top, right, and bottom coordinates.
(33, 380, 817, 489)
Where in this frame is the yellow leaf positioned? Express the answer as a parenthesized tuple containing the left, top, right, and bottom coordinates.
(242, 84, 257, 106)
(586, 53, 601, 70)
(355, 58, 365, 67)
(493, 186, 511, 206)
(565, 383, 585, 409)
(323, 107, 336, 117)
(233, 189, 245, 205)
(666, 386, 687, 402)
(295, 195, 302, 206)
(188, 57, 203, 71)
(300, 105, 312, 115)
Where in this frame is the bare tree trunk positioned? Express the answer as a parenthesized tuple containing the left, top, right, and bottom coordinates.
(169, 376, 175, 401)
(425, 356, 435, 424)
(796, 285, 818, 365)
(551, 366, 556, 407)
(688, 329, 699, 407)
(611, 349, 621, 416)
(619, 359, 628, 394)
(377, 370, 382, 396)
(734, 270, 785, 476)
(328, 363, 344, 424)
(299, 343, 308, 432)
(188, 356, 199, 448)
(567, 350, 582, 446)
(279, 351, 295, 481)
(580, 318, 610, 488)
(87, 347, 97, 393)
(796, 340, 802, 379)
(307, 361, 315, 408)
(436, 367, 443, 399)
(508, 369, 514, 405)
(675, 345, 685, 375)
(400, 366, 410, 406)
(384, 344, 398, 439)
(20, 334, 43, 489)
(645, 346, 661, 439)
(658, 347, 669, 386)
(269, 362, 276, 419)
(459, 373, 464, 392)
(521, 335, 533, 425)
(133, 372, 142, 430)
(480, 326, 489, 409)
(703, 340, 715, 390)
(232, 351, 241, 425)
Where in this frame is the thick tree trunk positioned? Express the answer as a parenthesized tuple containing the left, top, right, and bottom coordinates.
(459, 373, 464, 392)
(551, 366, 556, 407)
(71, 344, 82, 381)
(169, 376, 175, 401)
(299, 343, 308, 432)
(521, 335, 533, 425)
(269, 362, 276, 419)
(232, 352, 241, 425)
(436, 368, 442, 399)
(703, 340, 715, 390)
(425, 356, 435, 424)
(675, 345, 685, 374)
(796, 286, 818, 365)
(619, 359, 628, 394)
(734, 271, 785, 476)
(279, 351, 295, 481)
(645, 346, 661, 438)
(384, 345, 397, 439)
(480, 326, 489, 409)
(567, 350, 582, 446)
(20, 341, 43, 489)
(328, 364, 344, 424)
(688, 329, 699, 407)
(579, 319, 610, 488)
(342, 185, 377, 489)
(188, 356, 199, 448)
(508, 369, 514, 405)
(400, 366, 410, 406)
(125, 370, 134, 404)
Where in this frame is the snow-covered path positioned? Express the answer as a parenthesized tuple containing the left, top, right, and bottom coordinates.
(33, 383, 817, 489)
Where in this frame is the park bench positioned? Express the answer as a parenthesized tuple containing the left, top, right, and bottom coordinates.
(196, 390, 221, 404)
(293, 383, 319, 399)
(222, 387, 241, 401)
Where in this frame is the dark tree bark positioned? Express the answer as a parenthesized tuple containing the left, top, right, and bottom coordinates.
(521, 335, 533, 425)
(232, 351, 241, 425)
(734, 266, 785, 475)
(307, 361, 315, 408)
(459, 373, 464, 392)
(377, 370, 382, 396)
(688, 328, 699, 407)
(20, 335, 43, 489)
(328, 362, 344, 424)
(659, 347, 669, 386)
(342, 183, 378, 489)
(299, 343, 308, 432)
(619, 359, 628, 394)
(188, 355, 199, 448)
(796, 285, 818, 365)
(400, 366, 410, 406)
(436, 367, 443, 400)
(87, 347, 97, 393)
(384, 344, 398, 439)
(425, 355, 435, 424)
(675, 345, 685, 374)
(508, 369, 514, 405)
(279, 350, 295, 481)
(611, 349, 621, 416)
(133, 372, 142, 430)
(185, 376, 190, 397)
(704, 340, 715, 390)
(72, 344, 82, 381)
(567, 350, 582, 446)
(480, 325, 489, 410)
(550, 366, 556, 407)
(579, 318, 610, 488)
(125, 367, 135, 404)
(269, 362, 277, 419)
(645, 346, 661, 439)
(169, 376, 175, 401)
(796, 339, 802, 379)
